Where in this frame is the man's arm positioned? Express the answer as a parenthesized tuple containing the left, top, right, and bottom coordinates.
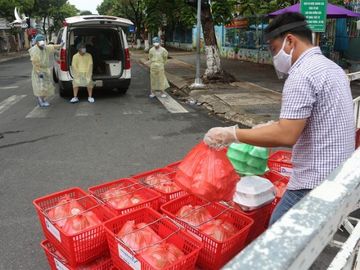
(236, 119, 307, 147)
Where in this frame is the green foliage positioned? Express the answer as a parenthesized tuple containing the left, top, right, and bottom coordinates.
(79, 10, 92, 15)
(0, 0, 35, 20)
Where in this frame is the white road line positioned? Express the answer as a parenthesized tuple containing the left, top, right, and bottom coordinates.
(75, 102, 95, 117)
(122, 110, 143, 115)
(0, 86, 19, 90)
(155, 93, 189, 113)
(0, 95, 26, 114)
(25, 96, 55, 118)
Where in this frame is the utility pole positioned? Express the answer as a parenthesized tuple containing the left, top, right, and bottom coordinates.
(191, 0, 205, 88)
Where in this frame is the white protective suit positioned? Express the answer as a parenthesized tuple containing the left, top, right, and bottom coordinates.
(28, 45, 56, 97)
(149, 46, 170, 92)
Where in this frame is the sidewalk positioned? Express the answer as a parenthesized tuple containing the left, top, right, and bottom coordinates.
(0, 50, 29, 63)
(132, 48, 360, 127)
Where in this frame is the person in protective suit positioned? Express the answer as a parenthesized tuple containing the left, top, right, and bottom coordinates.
(28, 34, 62, 107)
(148, 37, 169, 98)
(70, 43, 95, 103)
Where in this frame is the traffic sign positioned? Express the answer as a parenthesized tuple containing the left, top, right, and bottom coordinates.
(128, 25, 135, 33)
(301, 0, 327, 32)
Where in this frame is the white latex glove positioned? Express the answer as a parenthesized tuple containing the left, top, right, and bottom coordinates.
(204, 125, 239, 148)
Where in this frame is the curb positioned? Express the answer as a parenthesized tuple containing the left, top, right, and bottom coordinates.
(0, 53, 29, 64)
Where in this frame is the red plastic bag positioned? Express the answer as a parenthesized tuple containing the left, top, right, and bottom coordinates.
(101, 187, 146, 210)
(199, 217, 237, 242)
(117, 220, 162, 251)
(176, 205, 213, 227)
(47, 195, 85, 227)
(141, 242, 184, 269)
(62, 209, 101, 235)
(144, 174, 181, 193)
(175, 142, 239, 201)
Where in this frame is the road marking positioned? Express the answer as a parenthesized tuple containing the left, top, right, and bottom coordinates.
(75, 102, 95, 117)
(122, 110, 143, 115)
(0, 95, 26, 114)
(155, 93, 189, 114)
(25, 96, 55, 118)
(0, 86, 19, 90)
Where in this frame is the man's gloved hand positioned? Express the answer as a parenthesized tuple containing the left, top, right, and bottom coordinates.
(38, 73, 44, 79)
(204, 125, 239, 148)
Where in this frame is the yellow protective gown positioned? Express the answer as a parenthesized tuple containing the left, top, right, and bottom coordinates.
(28, 45, 56, 97)
(71, 52, 94, 88)
(149, 46, 170, 92)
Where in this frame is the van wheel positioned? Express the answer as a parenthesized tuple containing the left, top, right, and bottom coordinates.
(117, 88, 128, 95)
(59, 82, 71, 97)
(52, 68, 59, 83)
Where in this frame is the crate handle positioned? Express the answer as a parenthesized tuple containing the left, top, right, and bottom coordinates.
(43, 203, 102, 223)
(116, 217, 182, 254)
(46, 246, 68, 265)
(175, 202, 212, 220)
(96, 185, 150, 203)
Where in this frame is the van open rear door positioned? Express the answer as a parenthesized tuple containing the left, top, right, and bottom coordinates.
(65, 15, 133, 28)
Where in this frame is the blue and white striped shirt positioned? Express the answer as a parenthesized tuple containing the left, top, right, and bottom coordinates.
(280, 47, 355, 190)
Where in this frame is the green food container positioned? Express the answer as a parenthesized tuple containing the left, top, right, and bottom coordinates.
(227, 143, 269, 176)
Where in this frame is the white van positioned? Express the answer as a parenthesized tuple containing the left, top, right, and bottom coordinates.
(53, 15, 133, 96)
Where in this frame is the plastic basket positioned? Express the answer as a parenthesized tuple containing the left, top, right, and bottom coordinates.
(33, 187, 115, 266)
(88, 178, 161, 215)
(104, 207, 203, 270)
(268, 150, 292, 177)
(161, 195, 254, 270)
(166, 161, 182, 170)
(131, 168, 188, 206)
(41, 240, 114, 270)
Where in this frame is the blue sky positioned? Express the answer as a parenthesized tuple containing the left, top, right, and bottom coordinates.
(69, 0, 102, 14)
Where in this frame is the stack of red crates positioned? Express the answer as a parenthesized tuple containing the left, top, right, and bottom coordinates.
(33, 187, 115, 270)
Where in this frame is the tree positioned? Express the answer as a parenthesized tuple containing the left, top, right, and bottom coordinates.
(80, 10, 93, 15)
(0, 0, 34, 21)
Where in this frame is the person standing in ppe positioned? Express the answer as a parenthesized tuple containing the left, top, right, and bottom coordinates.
(148, 37, 169, 98)
(28, 34, 62, 107)
(70, 43, 95, 103)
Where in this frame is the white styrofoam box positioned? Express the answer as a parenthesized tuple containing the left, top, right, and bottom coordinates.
(105, 61, 122, 77)
(233, 176, 275, 211)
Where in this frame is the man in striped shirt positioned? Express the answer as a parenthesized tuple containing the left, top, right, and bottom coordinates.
(204, 12, 355, 225)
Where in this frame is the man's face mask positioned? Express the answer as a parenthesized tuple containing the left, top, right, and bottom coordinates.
(38, 40, 45, 49)
(80, 48, 86, 54)
(272, 36, 294, 78)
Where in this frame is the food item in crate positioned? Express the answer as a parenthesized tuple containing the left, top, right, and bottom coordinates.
(117, 220, 162, 251)
(199, 217, 237, 242)
(62, 208, 101, 235)
(176, 205, 213, 227)
(141, 242, 185, 269)
(274, 181, 287, 198)
(101, 187, 146, 210)
(144, 174, 181, 193)
(47, 195, 85, 227)
(175, 142, 239, 201)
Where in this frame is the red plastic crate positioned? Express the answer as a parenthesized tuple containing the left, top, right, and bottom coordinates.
(33, 187, 115, 266)
(131, 168, 188, 206)
(104, 207, 203, 270)
(161, 195, 254, 270)
(166, 161, 182, 170)
(88, 178, 161, 215)
(268, 150, 293, 177)
(356, 129, 360, 149)
(41, 240, 114, 270)
(263, 170, 289, 200)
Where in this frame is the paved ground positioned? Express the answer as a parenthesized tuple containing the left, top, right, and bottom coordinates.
(0, 57, 225, 270)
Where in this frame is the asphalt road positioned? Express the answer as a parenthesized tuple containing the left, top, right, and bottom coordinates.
(0, 57, 225, 269)
(0, 56, 347, 270)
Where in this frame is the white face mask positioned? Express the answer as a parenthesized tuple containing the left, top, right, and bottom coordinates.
(154, 43, 160, 47)
(38, 40, 45, 47)
(273, 37, 294, 76)
(80, 48, 86, 53)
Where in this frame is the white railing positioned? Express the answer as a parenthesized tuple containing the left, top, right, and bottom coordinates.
(348, 71, 360, 82)
(354, 96, 360, 129)
(224, 149, 360, 270)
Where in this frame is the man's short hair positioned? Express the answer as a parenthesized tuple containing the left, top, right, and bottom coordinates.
(265, 12, 312, 43)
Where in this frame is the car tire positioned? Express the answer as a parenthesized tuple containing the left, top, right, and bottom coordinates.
(117, 87, 128, 95)
(59, 81, 71, 97)
(52, 68, 59, 83)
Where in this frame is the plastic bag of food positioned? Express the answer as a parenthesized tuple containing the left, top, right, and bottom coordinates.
(199, 217, 237, 242)
(175, 142, 240, 201)
(176, 205, 213, 227)
(101, 187, 146, 210)
(62, 208, 101, 235)
(47, 195, 84, 227)
(118, 220, 162, 251)
(141, 242, 184, 269)
(144, 174, 181, 193)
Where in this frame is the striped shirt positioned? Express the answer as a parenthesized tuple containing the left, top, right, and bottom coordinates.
(280, 47, 355, 190)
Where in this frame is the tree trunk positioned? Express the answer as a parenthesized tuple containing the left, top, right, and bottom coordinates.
(42, 16, 47, 39)
(200, 4, 223, 81)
